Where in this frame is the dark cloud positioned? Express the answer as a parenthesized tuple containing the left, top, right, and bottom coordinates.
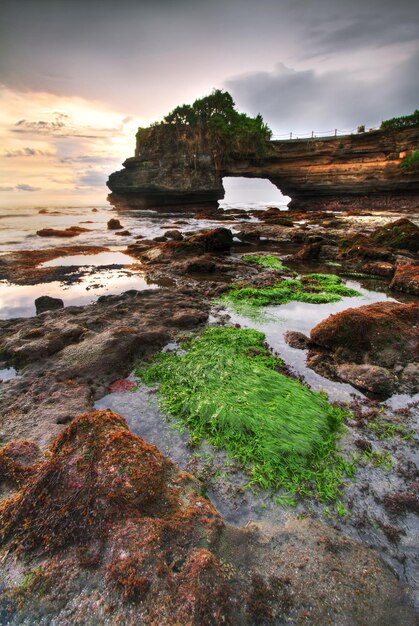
(226, 49, 419, 133)
(0, 0, 418, 127)
(5, 147, 54, 157)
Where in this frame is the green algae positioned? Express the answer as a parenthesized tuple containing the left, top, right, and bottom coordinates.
(222, 273, 361, 312)
(136, 327, 353, 502)
(242, 254, 289, 271)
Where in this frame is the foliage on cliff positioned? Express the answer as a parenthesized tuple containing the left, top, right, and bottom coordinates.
(380, 109, 419, 130)
(136, 89, 272, 166)
(400, 149, 419, 172)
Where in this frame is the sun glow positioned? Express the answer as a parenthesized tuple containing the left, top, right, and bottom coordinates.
(0, 85, 146, 207)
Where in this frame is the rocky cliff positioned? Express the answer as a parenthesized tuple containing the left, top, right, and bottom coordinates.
(107, 126, 419, 211)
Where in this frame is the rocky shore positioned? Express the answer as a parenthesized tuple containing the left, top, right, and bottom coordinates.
(0, 204, 418, 624)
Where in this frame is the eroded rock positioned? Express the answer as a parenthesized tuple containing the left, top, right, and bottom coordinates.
(0, 410, 415, 626)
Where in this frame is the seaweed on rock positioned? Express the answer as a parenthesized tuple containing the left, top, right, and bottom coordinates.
(137, 327, 353, 501)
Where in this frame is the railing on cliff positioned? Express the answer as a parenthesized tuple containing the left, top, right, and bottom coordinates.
(271, 126, 380, 142)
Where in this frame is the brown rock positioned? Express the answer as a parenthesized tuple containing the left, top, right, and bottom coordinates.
(310, 302, 418, 369)
(336, 363, 397, 395)
(284, 330, 310, 350)
(37, 226, 89, 238)
(107, 218, 123, 230)
(369, 218, 419, 253)
(362, 261, 395, 277)
(188, 227, 233, 252)
(390, 261, 419, 295)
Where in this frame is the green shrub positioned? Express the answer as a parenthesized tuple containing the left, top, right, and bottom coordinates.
(400, 149, 419, 171)
(380, 110, 419, 130)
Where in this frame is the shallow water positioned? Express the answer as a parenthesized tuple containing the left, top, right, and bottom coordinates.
(0, 367, 17, 381)
(220, 279, 409, 403)
(0, 270, 158, 318)
(40, 251, 135, 267)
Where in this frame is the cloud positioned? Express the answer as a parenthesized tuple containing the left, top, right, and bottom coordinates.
(77, 170, 109, 187)
(0, 184, 41, 192)
(4, 147, 54, 157)
(15, 183, 41, 191)
(226, 50, 419, 133)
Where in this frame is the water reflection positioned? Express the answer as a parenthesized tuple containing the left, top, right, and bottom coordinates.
(223, 280, 401, 403)
(41, 251, 135, 267)
(0, 271, 158, 319)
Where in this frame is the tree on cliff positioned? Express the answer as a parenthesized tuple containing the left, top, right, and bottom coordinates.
(136, 90, 272, 167)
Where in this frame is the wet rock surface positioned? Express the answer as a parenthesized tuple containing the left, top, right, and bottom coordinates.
(0, 207, 418, 623)
(0, 289, 209, 447)
(0, 410, 415, 626)
(307, 302, 419, 395)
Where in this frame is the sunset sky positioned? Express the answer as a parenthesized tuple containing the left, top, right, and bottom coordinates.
(1, 0, 418, 207)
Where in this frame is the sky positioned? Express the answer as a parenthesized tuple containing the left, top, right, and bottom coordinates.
(0, 0, 418, 207)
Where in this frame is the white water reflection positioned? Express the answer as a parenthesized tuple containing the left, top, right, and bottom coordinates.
(0, 367, 17, 381)
(41, 251, 135, 267)
(223, 280, 401, 403)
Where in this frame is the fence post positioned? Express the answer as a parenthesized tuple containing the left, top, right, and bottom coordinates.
(334, 129, 337, 137)
(290, 132, 292, 140)
(311, 131, 314, 138)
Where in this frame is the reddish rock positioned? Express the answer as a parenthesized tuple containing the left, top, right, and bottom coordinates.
(109, 378, 137, 393)
(0, 411, 415, 625)
(37, 226, 89, 238)
(293, 242, 323, 260)
(141, 240, 205, 264)
(284, 330, 311, 350)
(389, 261, 419, 296)
(188, 227, 233, 252)
(310, 302, 418, 369)
(0, 440, 41, 487)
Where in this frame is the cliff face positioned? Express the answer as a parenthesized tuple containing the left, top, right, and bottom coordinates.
(107, 127, 419, 211)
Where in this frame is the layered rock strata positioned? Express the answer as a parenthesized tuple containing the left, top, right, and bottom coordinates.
(108, 127, 419, 211)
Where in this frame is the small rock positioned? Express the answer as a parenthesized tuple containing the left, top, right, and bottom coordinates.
(107, 218, 123, 230)
(115, 230, 131, 236)
(35, 296, 64, 315)
(284, 331, 310, 350)
(336, 363, 396, 396)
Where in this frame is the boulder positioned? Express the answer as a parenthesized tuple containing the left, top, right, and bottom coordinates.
(308, 302, 419, 396)
(107, 218, 123, 230)
(336, 363, 397, 396)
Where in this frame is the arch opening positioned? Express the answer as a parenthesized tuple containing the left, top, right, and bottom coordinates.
(219, 177, 291, 212)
